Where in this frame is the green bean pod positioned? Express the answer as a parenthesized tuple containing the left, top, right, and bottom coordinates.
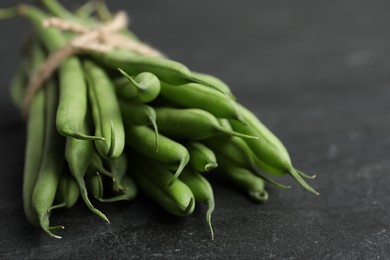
(10, 67, 26, 110)
(55, 173, 80, 208)
(120, 101, 158, 149)
(179, 168, 215, 239)
(125, 125, 189, 186)
(131, 158, 195, 216)
(92, 49, 229, 95)
(191, 71, 232, 95)
(230, 104, 318, 194)
(86, 171, 104, 200)
(155, 108, 255, 140)
(159, 82, 242, 121)
(205, 136, 290, 189)
(84, 60, 125, 159)
(117, 69, 161, 103)
(218, 157, 268, 203)
(65, 120, 109, 222)
(98, 175, 137, 202)
(187, 142, 218, 172)
(22, 88, 45, 226)
(89, 152, 114, 178)
(31, 80, 65, 239)
(218, 119, 233, 131)
(21, 43, 47, 226)
(106, 153, 128, 192)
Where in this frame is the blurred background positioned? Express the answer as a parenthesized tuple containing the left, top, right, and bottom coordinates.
(1, 0, 390, 258)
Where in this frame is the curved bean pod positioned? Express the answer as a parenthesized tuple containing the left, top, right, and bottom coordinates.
(131, 158, 195, 216)
(159, 82, 242, 121)
(125, 125, 189, 186)
(117, 69, 161, 103)
(155, 108, 254, 140)
(179, 168, 215, 239)
(187, 142, 218, 172)
(84, 60, 125, 159)
(31, 79, 65, 239)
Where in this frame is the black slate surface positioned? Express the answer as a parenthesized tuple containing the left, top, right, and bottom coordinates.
(1, 0, 390, 258)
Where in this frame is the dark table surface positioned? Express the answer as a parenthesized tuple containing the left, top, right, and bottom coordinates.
(1, 0, 390, 258)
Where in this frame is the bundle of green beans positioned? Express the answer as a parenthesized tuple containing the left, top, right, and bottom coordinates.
(3, 0, 318, 239)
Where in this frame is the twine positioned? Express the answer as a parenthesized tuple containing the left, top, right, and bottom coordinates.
(23, 11, 163, 116)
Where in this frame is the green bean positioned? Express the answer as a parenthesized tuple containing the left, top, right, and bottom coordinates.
(131, 158, 195, 216)
(86, 171, 104, 200)
(18, 5, 103, 141)
(125, 125, 189, 186)
(75, 1, 95, 19)
(159, 82, 242, 121)
(65, 120, 109, 222)
(114, 77, 138, 100)
(84, 60, 125, 159)
(21, 42, 47, 226)
(98, 175, 137, 202)
(55, 172, 80, 208)
(205, 136, 290, 189)
(179, 168, 215, 239)
(117, 69, 161, 103)
(105, 153, 128, 192)
(155, 108, 255, 140)
(230, 104, 318, 194)
(218, 119, 233, 131)
(31, 79, 65, 239)
(191, 71, 232, 95)
(92, 49, 230, 96)
(22, 88, 45, 226)
(120, 101, 159, 150)
(10, 67, 26, 110)
(218, 157, 268, 203)
(90, 152, 114, 178)
(187, 142, 218, 172)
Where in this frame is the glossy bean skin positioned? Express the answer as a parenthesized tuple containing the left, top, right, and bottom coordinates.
(190, 71, 232, 95)
(92, 49, 228, 95)
(230, 104, 318, 194)
(10, 67, 26, 110)
(125, 125, 189, 184)
(31, 79, 66, 239)
(187, 142, 218, 172)
(154, 107, 254, 140)
(205, 136, 290, 189)
(22, 88, 45, 226)
(131, 158, 195, 216)
(120, 102, 158, 128)
(179, 168, 215, 239)
(21, 43, 46, 226)
(55, 173, 80, 208)
(65, 119, 109, 222)
(106, 153, 128, 192)
(84, 60, 125, 159)
(86, 171, 104, 200)
(218, 157, 268, 203)
(159, 82, 242, 121)
(119, 101, 159, 150)
(117, 70, 161, 103)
